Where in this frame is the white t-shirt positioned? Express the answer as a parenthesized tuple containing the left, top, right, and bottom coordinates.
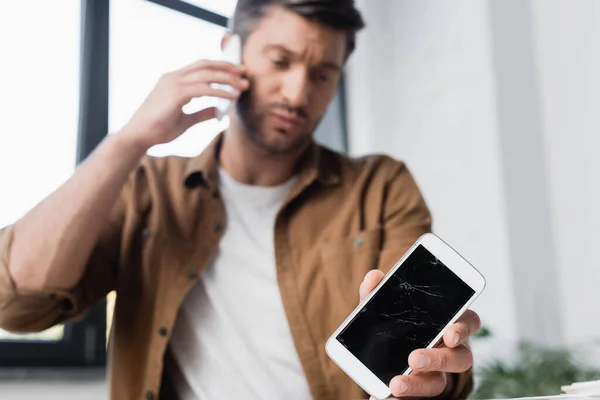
(167, 168, 312, 400)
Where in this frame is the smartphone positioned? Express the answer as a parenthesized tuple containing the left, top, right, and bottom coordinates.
(325, 233, 486, 400)
(182, 35, 242, 118)
(213, 34, 242, 120)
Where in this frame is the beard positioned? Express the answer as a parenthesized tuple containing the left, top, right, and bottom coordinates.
(234, 88, 318, 155)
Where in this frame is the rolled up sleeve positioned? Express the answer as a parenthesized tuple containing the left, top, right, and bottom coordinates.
(0, 224, 81, 332)
(0, 168, 133, 333)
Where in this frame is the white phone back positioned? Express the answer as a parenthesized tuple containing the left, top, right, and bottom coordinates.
(213, 34, 242, 120)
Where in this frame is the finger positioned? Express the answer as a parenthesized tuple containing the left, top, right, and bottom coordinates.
(183, 70, 249, 91)
(184, 107, 217, 125)
(359, 269, 385, 302)
(181, 84, 241, 104)
(408, 344, 472, 373)
(389, 372, 446, 398)
(444, 309, 481, 348)
(179, 59, 245, 75)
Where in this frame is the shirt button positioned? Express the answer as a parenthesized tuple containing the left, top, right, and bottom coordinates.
(213, 221, 222, 233)
(158, 327, 168, 337)
(186, 268, 198, 279)
(145, 390, 155, 400)
(142, 228, 154, 239)
(59, 298, 74, 312)
(353, 236, 364, 248)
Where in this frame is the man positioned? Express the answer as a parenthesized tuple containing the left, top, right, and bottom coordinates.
(0, 0, 481, 399)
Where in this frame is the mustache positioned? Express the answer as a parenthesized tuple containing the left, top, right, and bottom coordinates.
(267, 103, 308, 119)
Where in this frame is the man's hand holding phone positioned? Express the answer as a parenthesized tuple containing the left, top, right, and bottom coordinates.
(119, 59, 248, 150)
(360, 270, 482, 399)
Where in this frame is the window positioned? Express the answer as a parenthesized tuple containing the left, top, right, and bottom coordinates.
(0, 2, 80, 235)
(0, 0, 107, 367)
(0, 2, 79, 344)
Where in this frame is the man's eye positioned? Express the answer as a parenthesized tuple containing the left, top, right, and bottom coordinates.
(272, 59, 289, 69)
(313, 71, 332, 84)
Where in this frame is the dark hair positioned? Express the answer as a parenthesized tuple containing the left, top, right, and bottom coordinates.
(229, 0, 366, 58)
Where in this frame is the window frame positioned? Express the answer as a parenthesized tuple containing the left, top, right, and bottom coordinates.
(0, 0, 349, 369)
(147, 0, 229, 26)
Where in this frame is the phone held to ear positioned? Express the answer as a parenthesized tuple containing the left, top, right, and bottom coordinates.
(213, 34, 242, 121)
(325, 233, 486, 400)
(182, 34, 242, 119)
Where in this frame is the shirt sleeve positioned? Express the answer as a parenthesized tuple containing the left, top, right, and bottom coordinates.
(0, 172, 134, 333)
(376, 160, 432, 272)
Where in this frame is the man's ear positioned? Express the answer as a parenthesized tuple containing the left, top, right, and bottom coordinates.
(221, 32, 233, 51)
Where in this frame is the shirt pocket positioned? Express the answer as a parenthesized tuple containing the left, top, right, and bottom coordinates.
(319, 227, 383, 316)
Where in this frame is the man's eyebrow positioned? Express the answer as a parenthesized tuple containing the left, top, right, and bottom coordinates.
(320, 61, 342, 72)
(265, 44, 296, 55)
(265, 44, 342, 71)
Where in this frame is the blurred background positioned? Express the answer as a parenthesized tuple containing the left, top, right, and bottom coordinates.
(0, 0, 599, 398)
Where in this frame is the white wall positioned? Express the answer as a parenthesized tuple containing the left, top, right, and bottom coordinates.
(347, 0, 518, 362)
(347, 0, 600, 362)
(530, 0, 600, 348)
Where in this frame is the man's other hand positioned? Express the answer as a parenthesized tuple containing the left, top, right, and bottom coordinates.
(359, 270, 481, 399)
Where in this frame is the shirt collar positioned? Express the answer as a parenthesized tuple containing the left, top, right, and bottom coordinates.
(183, 132, 342, 190)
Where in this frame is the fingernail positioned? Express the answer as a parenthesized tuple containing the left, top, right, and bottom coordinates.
(416, 354, 428, 369)
(398, 380, 409, 394)
(453, 333, 461, 346)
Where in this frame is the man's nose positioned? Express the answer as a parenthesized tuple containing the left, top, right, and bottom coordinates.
(281, 69, 310, 109)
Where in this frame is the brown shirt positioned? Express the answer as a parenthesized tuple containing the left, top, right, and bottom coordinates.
(0, 135, 472, 399)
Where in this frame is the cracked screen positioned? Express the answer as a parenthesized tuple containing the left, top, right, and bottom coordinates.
(336, 245, 475, 385)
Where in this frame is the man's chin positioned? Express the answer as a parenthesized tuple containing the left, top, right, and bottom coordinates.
(235, 109, 313, 155)
(252, 132, 311, 155)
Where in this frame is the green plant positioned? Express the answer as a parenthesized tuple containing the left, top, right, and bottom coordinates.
(472, 326, 492, 339)
(470, 329, 600, 399)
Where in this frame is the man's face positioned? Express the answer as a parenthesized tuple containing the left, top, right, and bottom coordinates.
(233, 6, 347, 155)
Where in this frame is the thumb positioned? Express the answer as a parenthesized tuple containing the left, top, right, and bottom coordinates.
(359, 269, 385, 302)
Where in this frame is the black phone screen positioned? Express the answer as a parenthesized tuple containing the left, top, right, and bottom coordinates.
(336, 245, 475, 385)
